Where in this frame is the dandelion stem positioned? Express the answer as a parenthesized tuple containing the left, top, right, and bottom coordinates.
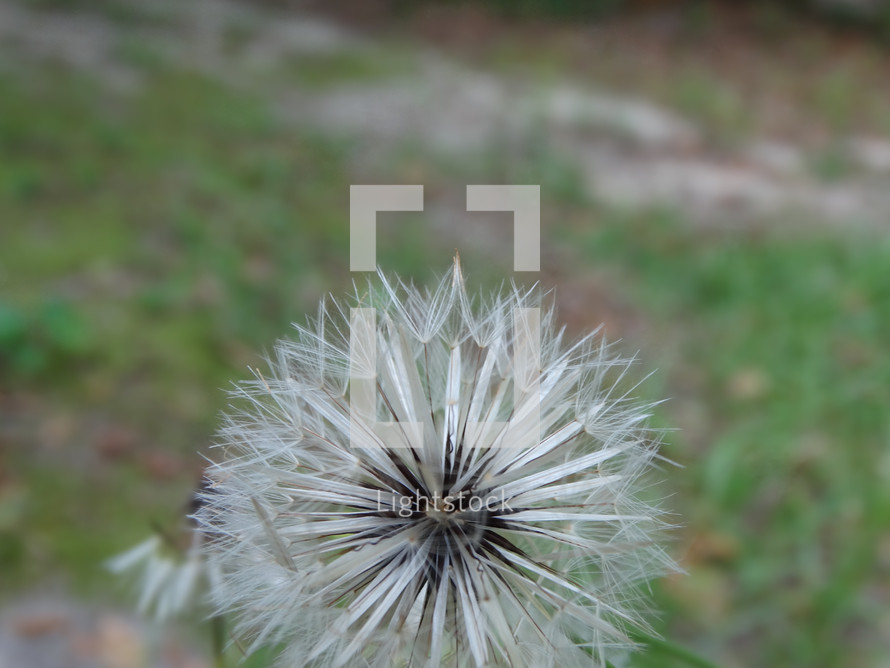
(210, 614, 226, 668)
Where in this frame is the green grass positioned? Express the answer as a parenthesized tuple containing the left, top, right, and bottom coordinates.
(0, 64, 355, 592)
(578, 210, 890, 667)
(284, 48, 418, 88)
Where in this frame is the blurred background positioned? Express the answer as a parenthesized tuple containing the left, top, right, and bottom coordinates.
(1, 0, 890, 666)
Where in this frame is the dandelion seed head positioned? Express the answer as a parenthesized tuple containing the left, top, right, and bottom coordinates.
(196, 259, 675, 667)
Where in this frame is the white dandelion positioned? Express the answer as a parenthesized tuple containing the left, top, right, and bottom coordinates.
(196, 258, 674, 667)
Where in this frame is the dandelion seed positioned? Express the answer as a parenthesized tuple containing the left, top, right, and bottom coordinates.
(196, 258, 675, 667)
(107, 507, 219, 622)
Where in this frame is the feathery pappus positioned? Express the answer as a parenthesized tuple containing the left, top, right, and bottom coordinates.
(195, 258, 675, 667)
(106, 499, 221, 623)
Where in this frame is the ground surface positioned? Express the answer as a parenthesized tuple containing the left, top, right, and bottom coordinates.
(1, 1, 889, 666)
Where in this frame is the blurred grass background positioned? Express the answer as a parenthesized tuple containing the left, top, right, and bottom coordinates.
(1, 0, 889, 666)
